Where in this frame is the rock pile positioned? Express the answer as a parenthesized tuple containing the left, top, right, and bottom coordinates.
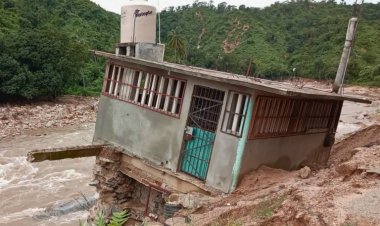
(90, 147, 144, 221)
(0, 96, 98, 139)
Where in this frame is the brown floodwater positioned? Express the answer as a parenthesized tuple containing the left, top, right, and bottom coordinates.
(0, 123, 96, 226)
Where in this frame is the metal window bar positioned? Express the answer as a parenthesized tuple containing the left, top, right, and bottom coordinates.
(187, 86, 224, 132)
(250, 96, 338, 139)
(221, 91, 250, 137)
(102, 63, 186, 118)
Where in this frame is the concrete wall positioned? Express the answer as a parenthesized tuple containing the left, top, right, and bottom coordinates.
(240, 133, 331, 177)
(206, 128, 239, 192)
(135, 43, 165, 62)
(94, 68, 250, 192)
(94, 94, 190, 171)
(238, 90, 333, 178)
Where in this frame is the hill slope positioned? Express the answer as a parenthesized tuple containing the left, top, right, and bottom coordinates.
(1, 0, 379, 100)
(161, 1, 380, 85)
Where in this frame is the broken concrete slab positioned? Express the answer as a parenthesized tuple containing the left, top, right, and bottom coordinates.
(27, 145, 106, 162)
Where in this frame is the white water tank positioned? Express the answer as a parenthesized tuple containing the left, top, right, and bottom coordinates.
(121, 0, 157, 44)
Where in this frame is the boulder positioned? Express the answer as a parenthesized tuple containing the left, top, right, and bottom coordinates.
(299, 166, 311, 179)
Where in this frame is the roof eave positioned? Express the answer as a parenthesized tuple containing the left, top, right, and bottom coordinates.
(92, 51, 372, 104)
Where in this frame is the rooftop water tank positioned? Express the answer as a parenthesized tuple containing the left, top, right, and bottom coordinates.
(121, 0, 157, 44)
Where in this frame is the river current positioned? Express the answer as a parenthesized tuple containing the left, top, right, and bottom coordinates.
(0, 123, 96, 226)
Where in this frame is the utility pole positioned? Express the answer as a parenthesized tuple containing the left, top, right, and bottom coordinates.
(332, 0, 363, 94)
(332, 17, 358, 94)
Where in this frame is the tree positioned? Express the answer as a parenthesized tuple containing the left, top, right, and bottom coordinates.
(217, 2, 227, 12)
(0, 28, 87, 99)
(167, 30, 186, 63)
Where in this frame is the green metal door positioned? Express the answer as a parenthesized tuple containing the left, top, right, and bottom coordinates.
(180, 86, 225, 180)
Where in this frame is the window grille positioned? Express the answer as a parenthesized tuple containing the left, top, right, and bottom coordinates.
(187, 86, 225, 132)
(250, 96, 338, 139)
(103, 63, 186, 117)
(221, 91, 250, 137)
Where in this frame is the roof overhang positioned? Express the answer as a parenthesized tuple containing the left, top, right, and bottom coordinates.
(93, 51, 371, 104)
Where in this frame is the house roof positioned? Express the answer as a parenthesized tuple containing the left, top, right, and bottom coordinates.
(94, 51, 371, 104)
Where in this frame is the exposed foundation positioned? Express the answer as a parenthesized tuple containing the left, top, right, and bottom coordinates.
(89, 147, 174, 223)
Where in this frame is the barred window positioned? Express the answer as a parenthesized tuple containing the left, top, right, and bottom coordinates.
(103, 63, 186, 117)
(249, 96, 338, 139)
(221, 91, 250, 137)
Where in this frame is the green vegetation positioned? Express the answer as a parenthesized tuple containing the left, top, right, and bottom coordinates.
(108, 210, 130, 226)
(79, 210, 130, 226)
(161, 1, 380, 84)
(252, 195, 287, 220)
(1, 0, 379, 100)
(0, 0, 119, 100)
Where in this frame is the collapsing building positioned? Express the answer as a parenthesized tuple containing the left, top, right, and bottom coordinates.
(90, 0, 370, 221)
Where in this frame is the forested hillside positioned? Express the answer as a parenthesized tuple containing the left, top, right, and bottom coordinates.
(162, 1, 380, 85)
(0, 0, 379, 100)
(0, 0, 119, 99)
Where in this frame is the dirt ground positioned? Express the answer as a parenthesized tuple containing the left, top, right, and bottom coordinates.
(165, 83, 380, 226)
(166, 125, 380, 226)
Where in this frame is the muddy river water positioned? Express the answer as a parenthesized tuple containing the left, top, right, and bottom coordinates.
(0, 124, 96, 226)
(0, 89, 378, 225)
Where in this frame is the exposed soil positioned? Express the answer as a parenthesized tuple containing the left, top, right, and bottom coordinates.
(164, 83, 380, 226)
(196, 11, 207, 49)
(222, 19, 250, 53)
(170, 142, 380, 226)
(329, 124, 380, 166)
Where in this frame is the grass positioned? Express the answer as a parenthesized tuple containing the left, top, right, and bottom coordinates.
(252, 195, 287, 220)
(341, 222, 357, 226)
(210, 195, 288, 226)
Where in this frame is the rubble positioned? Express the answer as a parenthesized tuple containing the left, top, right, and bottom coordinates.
(335, 162, 358, 176)
(298, 166, 311, 179)
(0, 96, 98, 139)
(167, 193, 215, 209)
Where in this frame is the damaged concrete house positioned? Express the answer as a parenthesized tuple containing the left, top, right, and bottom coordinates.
(28, 0, 371, 222)
(87, 0, 372, 218)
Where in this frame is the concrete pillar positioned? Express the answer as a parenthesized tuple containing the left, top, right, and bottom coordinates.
(332, 17, 358, 94)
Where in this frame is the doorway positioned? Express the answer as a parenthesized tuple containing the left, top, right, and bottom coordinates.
(180, 86, 225, 180)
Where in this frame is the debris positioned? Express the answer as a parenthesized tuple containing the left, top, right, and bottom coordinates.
(27, 145, 105, 163)
(299, 166, 312, 179)
(335, 162, 358, 176)
(366, 168, 380, 175)
(167, 193, 215, 209)
(0, 96, 98, 139)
